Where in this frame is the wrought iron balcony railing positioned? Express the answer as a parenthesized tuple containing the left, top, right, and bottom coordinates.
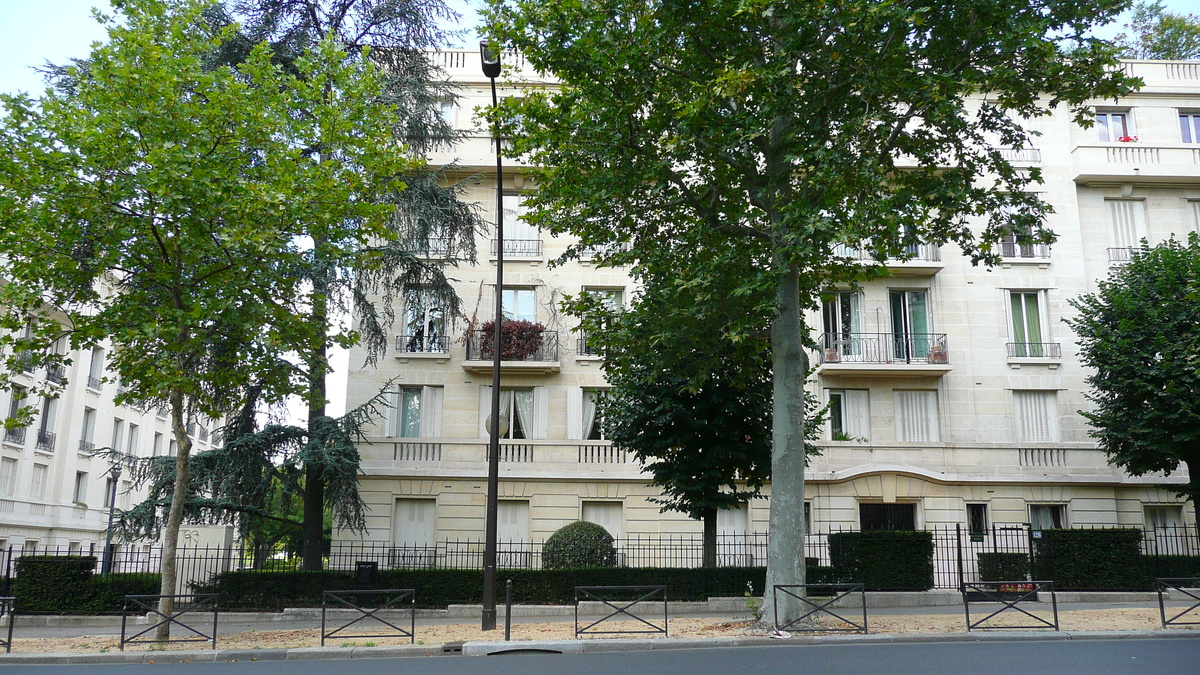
(1000, 242, 1051, 259)
(577, 333, 601, 356)
(832, 243, 941, 263)
(490, 238, 543, 258)
(1007, 342, 1062, 359)
(1108, 247, 1135, 263)
(395, 334, 450, 354)
(86, 376, 103, 390)
(579, 241, 630, 261)
(819, 332, 949, 365)
(466, 329, 559, 362)
(3, 427, 26, 446)
(79, 440, 95, 454)
(36, 430, 56, 452)
(45, 366, 65, 384)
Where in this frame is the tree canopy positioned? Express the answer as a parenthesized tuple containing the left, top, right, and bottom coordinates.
(0, 0, 422, 629)
(1067, 234, 1200, 504)
(487, 0, 1139, 623)
(1116, 1, 1200, 60)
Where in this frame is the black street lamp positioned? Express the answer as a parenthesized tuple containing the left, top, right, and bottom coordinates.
(101, 461, 122, 575)
(480, 40, 504, 632)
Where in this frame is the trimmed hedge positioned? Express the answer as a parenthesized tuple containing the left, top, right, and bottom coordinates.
(1145, 554, 1200, 580)
(198, 567, 769, 609)
(1033, 528, 1146, 590)
(12, 555, 160, 614)
(978, 553, 1030, 582)
(543, 521, 617, 569)
(829, 530, 935, 591)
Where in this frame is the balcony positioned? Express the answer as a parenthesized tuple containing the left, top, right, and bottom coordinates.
(35, 429, 56, 452)
(1108, 247, 1135, 264)
(45, 366, 65, 384)
(86, 376, 103, 390)
(817, 332, 951, 377)
(462, 329, 560, 374)
(409, 237, 451, 259)
(995, 147, 1042, 164)
(579, 241, 630, 262)
(1000, 242, 1051, 261)
(832, 243, 943, 275)
(490, 238, 543, 259)
(1007, 342, 1062, 359)
(1073, 144, 1200, 185)
(576, 332, 603, 358)
(394, 334, 450, 354)
(3, 427, 26, 446)
(78, 440, 95, 454)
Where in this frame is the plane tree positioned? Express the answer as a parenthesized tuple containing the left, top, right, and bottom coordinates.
(487, 0, 1138, 623)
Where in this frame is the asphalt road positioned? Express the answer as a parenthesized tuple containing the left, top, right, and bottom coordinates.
(2, 638, 1196, 675)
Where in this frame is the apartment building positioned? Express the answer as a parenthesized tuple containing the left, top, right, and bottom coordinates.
(0, 330, 219, 556)
(341, 54, 1198, 558)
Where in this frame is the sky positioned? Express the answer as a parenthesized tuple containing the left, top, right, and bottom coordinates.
(0, 0, 1194, 416)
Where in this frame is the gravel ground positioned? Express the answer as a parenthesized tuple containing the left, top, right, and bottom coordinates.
(6, 607, 1197, 654)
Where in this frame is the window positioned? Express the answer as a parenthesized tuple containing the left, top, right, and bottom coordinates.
(584, 389, 608, 440)
(152, 432, 163, 457)
(578, 288, 623, 355)
(999, 223, 1049, 259)
(80, 408, 96, 453)
(822, 291, 864, 359)
(894, 390, 939, 442)
(437, 98, 455, 126)
(402, 289, 447, 353)
(967, 504, 988, 536)
(804, 502, 812, 533)
(103, 476, 115, 508)
(498, 500, 531, 567)
(1029, 504, 1065, 531)
(111, 419, 124, 453)
(30, 464, 48, 500)
(496, 196, 540, 258)
(582, 501, 623, 539)
(1192, 200, 1200, 234)
(1180, 112, 1200, 144)
(860, 503, 916, 531)
(0, 457, 17, 496)
(826, 389, 869, 441)
(717, 503, 753, 566)
(392, 498, 436, 562)
(1095, 110, 1132, 142)
(1014, 391, 1058, 443)
(73, 471, 88, 504)
(480, 386, 548, 440)
(391, 386, 443, 438)
(1145, 505, 1186, 554)
(1106, 199, 1146, 262)
(168, 439, 178, 457)
(127, 424, 139, 455)
(87, 347, 104, 388)
(1009, 291, 1052, 357)
(890, 290, 931, 361)
(501, 287, 537, 322)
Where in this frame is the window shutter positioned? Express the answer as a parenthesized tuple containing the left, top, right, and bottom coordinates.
(566, 387, 583, 440)
(385, 389, 400, 438)
(478, 385, 491, 438)
(421, 386, 443, 438)
(532, 386, 549, 439)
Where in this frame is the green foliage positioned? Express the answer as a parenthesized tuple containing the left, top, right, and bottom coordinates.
(199, 567, 768, 609)
(1116, 1, 1200, 60)
(542, 521, 617, 569)
(12, 556, 159, 614)
(1067, 234, 1200, 503)
(1144, 554, 1200, 580)
(977, 553, 1031, 582)
(479, 319, 547, 360)
(486, 0, 1139, 604)
(829, 531, 935, 591)
(1032, 528, 1148, 590)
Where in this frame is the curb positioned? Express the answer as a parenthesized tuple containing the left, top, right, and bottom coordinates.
(0, 629, 1196, 665)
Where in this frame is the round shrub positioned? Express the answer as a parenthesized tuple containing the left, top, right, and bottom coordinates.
(543, 521, 617, 569)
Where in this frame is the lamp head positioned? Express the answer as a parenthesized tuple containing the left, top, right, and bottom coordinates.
(480, 41, 502, 78)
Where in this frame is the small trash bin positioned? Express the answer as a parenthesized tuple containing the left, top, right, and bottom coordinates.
(355, 561, 379, 607)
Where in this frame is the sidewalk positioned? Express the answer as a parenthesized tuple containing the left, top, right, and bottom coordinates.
(1, 594, 1197, 665)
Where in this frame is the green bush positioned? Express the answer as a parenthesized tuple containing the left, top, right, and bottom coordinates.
(542, 521, 617, 569)
(1144, 554, 1200, 580)
(978, 553, 1030, 581)
(202, 566, 768, 609)
(12, 556, 160, 614)
(828, 530, 935, 591)
(1033, 528, 1149, 590)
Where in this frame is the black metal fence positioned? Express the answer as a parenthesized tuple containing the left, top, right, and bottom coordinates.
(1, 525, 1195, 595)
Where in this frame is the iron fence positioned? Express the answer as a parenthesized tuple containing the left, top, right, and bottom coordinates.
(575, 585, 667, 638)
(962, 581, 1059, 631)
(1157, 578, 1200, 627)
(0, 596, 13, 653)
(321, 589, 415, 646)
(0, 525, 1195, 596)
(120, 593, 219, 650)
(772, 583, 867, 634)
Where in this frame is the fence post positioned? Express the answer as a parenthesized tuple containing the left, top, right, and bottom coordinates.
(1025, 523, 1036, 581)
(955, 523, 965, 592)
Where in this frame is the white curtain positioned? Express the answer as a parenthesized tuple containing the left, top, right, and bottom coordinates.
(582, 390, 598, 440)
(513, 390, 533, 439)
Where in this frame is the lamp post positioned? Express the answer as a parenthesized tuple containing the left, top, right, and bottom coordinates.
(480, 40, 504, 632)
(101, 461, 122, 575)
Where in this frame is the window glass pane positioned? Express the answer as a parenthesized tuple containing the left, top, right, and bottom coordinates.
(400, 388, 422, 438)
(502, 289, 537, 322)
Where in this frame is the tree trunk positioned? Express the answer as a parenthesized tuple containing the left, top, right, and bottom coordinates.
(702, 508, 717, 568)
(155, 389, 193, 641)
(760, 263, 809, 628)
(301, 235, 329, 572)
